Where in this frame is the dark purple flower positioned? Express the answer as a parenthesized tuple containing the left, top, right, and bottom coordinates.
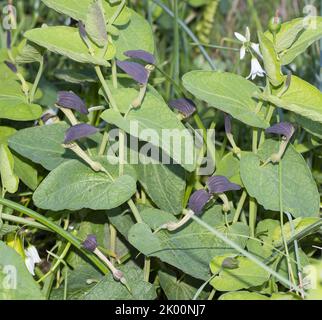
(224, 113, 232, 135)
(124, 50, 155, 65)
(4, 60, 17, 73)
(116, 60, 149, 84)
(188, 190, 211, 215)
(169, 98, 196, 118)
(265, 122, 295, 140)
(6, 30, 11, 49)
(64, 124, 98, 144)
(78, 21, 87, 41)
(207, 176, 241, 194)
(82, 234, 97, 252)
(57, 91, 88, 114)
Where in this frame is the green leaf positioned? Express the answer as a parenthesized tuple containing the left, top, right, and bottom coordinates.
(85, 0, 108, 47)
(128, 207, 249, 280)
(0, 145, 19, 194)
(41, 0, 131, 26)
(0, 80, 42, 121)
(158, 269, 209, 300)
(24, 26, 115, 66)
(279, 17, 322, 65)
(219, 291, 269, 300)
(0, 126, 16, 145)
(276, 249, 309, 284)
(101, 91, 196, 172)
(210, 256, 270, 291)
(295, 115, 322, 139)
(81, 261, 156, 300)
(265, 18, 304, 53)
(130, 147, 186, 215)
(12, 154, 38, 190)
(260, 76, 322, 123)
(113, 11, 154, 60)
(240, 139, 320, 218)
(216, 152, 243, 186)
(0, 224, 19, 237)
(16, 41, 44, 64)
(247, 219, 280, 260)
(8, 122, 72, 171)
(33, 158, 137, 211)
(182, 71, 269, 129)
(0, 241, 44, 300)
(258, 32, 283, 87)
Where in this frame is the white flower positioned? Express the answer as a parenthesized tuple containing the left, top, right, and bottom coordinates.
(235, 27, 262, 60)
(234, 27, 250, 60)
(24, 245, 41, 276)
(247, 57, 265, 80)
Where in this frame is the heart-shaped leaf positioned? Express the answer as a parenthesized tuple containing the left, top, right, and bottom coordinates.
(101, 91, 196, 172)
(128, 207, 249, 280)
(0, 80, 42, 121)
(182, 71, 269, 129)
(260, 76, 322, 123)
(240, 139, 320, 218)
(25, 26, 115, 66)
(0, 241, 44, 300)
(33, 158, 137, 211)
(41, 0, 131, 25)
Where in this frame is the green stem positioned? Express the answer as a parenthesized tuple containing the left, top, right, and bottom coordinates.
(94, 66, 118, 111)
(30, 58, 44, 103)
(232, 191, 247, 224)
(109, 224, 117, 264)
(151, 0, 216, 70)
(109, 0, 126, 25)
(37, 241, 72, 284)
(190, 214, 301, 292)
(143, 257, 151, 282)
(0, 198, 109, 274)
(249, 197, 257, 238)
(1, 213, 50, 231)
(278, 161, 297, 289)
(98, 131, 109, 156)
(127, 199, 143, 223)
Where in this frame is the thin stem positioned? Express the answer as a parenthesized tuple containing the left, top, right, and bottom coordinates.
(37, 242, 72, 284)
(278, 161, 297, 289)
(109, 224, 117, 264)
(30, 58, 44, 103)
(127, 199, 143, 223)
(190, 214, 301, 292)
(249, 197, 257, 238)
(0, 197, 109, 274)
(109, 0, 126, 25)
(98, 131, 109, 156)
(143, 257, 151, 282)
(151, 0, 216, 70)
(94, 66, 118, 111)
(1, 213, 50, 231)
(232, 191, 247, 224)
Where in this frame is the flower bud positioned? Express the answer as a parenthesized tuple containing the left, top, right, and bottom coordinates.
(188, 190, 211, 215)
(57, 91, 88, 115)
(207, 176, 241, 194)
(169, 98, 196, 118)
(64, 124, 98, 144)
(124, 50, 155, 65)
(116, 60, 149, 84)
(268, 12, 282, 34)
(82, 235, 98, 252)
